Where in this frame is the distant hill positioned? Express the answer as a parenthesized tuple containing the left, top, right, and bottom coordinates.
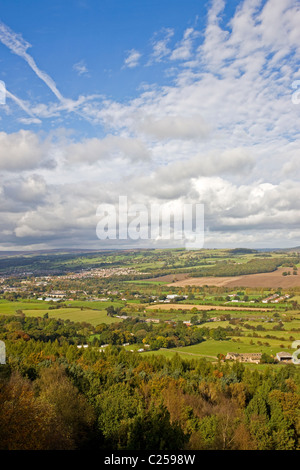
(0, 248, 104, 258)
(229, 248, 258, 254)
(277, 246, 300, 253)
(0, 247, 154, 258)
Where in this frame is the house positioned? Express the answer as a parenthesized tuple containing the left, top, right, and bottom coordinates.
(276, 351, 293, 363)
(166, 294, 181, 299)
(37, 297, 61, 302)
(166, 294, 188, 300)
(225, 352, 262, 364)
(225, 352, 240, 361)
(262, 294, 279, 303)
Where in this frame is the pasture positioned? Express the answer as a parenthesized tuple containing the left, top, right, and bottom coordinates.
(0, 299, 120, 326)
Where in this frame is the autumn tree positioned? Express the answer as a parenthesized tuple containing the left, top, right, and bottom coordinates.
(0, 372, 71, 449)
(35, 364, 96, 449)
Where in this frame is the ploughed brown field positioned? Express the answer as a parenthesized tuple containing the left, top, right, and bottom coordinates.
(159, 267, 300, 288)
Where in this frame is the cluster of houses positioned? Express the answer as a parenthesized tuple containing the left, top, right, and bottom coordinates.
(262, 293, 290, 303)
(225, 293, 291, 304)
(225, 351, 294, 364)
(115, 314, 193, 327)
(148, 294, 188, 304)
(59, 267, 146, 280)
(225, 352, 263, 364)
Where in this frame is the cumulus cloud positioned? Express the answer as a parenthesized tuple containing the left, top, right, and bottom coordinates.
(3, 174, 47, 203)
(1, 0, 300, 249)
(136, 114, 210, 140)
(192, 177, 300, 231)
(64, 135, 151, 164)
(0, 130, 54, 171)
(12, 180, 103, 241)
(130, 147, 254, 201)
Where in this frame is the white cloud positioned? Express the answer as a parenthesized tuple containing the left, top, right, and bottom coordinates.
(192, 177, 300, 231)
(1, 0, 300, 249)
(0, 130, 53, 171)
(64, 135, 151, 165)
(18, 117, 42, 125)
(123, 49, 142, 68)
(170, 28, 199, 61)
(73, 60, 89, 76)
(148, 28, 174, 64)
(4, 174, 47, 203)
(136, 114, 210, 140)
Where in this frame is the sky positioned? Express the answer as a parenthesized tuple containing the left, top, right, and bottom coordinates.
(0, 0, 300, 251)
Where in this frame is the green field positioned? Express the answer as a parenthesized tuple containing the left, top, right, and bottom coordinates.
(142, 337, 295, 362)
(0, 299, 50, 314)
(0, 299, 121, 326)
(24, 308, 120, 326)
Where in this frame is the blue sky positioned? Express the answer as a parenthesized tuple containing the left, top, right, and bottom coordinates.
(0, 0, 219, 135)
(0, 0, 300, 250)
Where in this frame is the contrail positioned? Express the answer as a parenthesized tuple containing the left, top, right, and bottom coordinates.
(5, 89, 36, 117)
(0, 21, 65, 103)
(0, 20, 98, 124)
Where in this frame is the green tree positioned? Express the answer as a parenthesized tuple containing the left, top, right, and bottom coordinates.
(211, 327, 227, 341)
(125, 402, 188, 450)
(35, 364, 95, 449)
(96, 382, 142, 447)
(106, 305, 116, 317)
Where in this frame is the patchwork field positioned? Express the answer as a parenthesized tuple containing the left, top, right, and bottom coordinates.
(145, 273, 191, 283)
(0, 300, 120, 326)
(167, 267, 300, 288)
(147, 303, 272, 312)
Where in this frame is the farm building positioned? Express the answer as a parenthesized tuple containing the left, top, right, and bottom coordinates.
(166, 294, 188, 300)
(275, 351, 293, 363)
(225, 352, 262, 364)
